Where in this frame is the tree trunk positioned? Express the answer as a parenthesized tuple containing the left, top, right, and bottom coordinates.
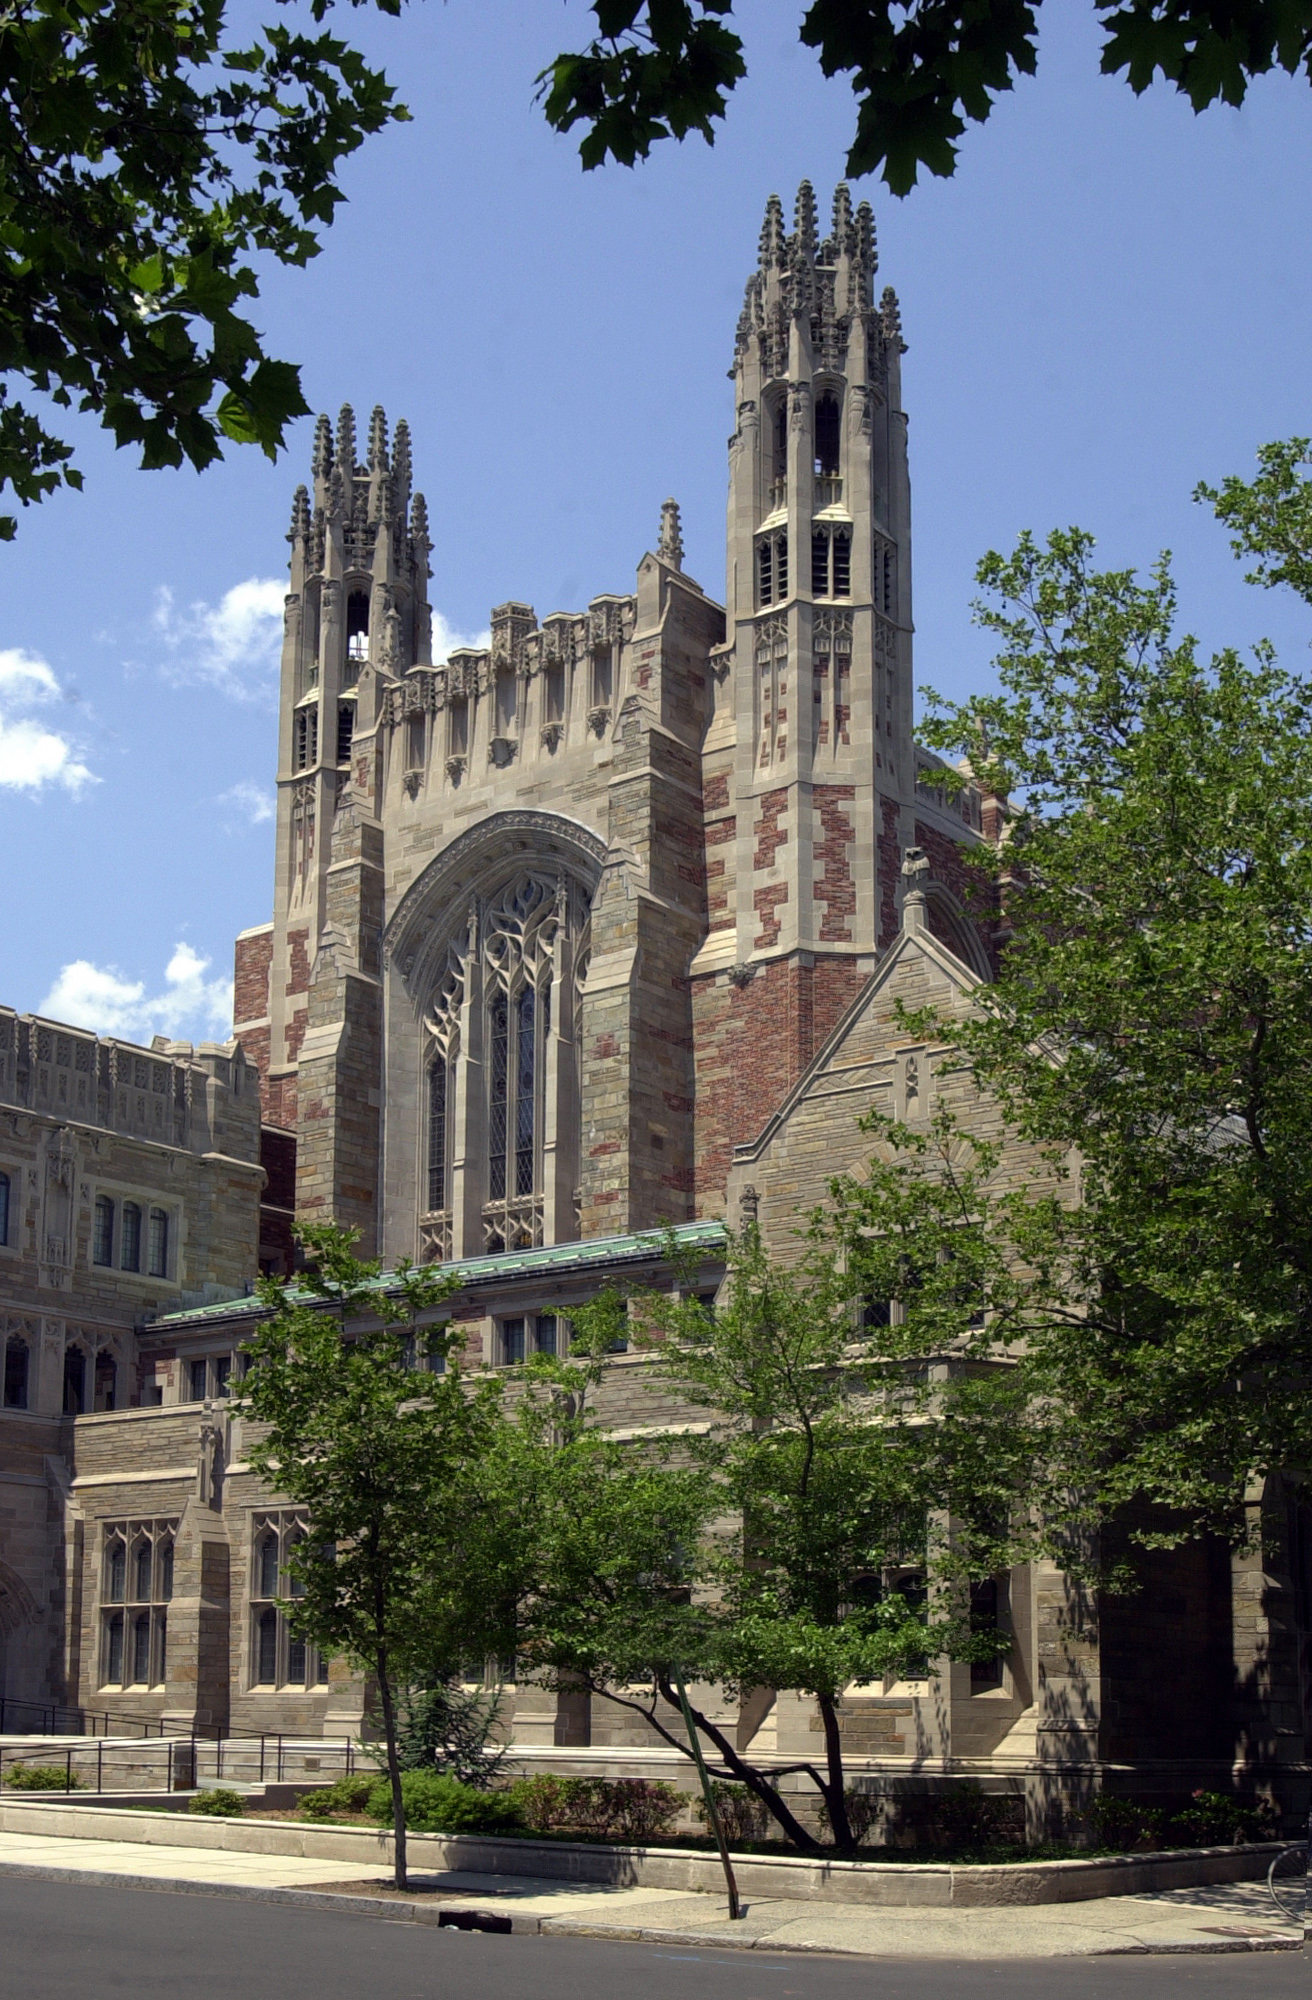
(655, 1676, 821, 1852)
(376, 1650, 407, 1890)
(817, 1692, 855, 1852)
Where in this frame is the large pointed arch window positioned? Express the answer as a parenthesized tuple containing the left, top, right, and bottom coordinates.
(415, 868, 589, 1263)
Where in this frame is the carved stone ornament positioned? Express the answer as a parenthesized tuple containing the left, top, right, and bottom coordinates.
(727, 961, 757, 989)
(739, 1183, 760, 1220)
(586, 704, 611, 737)
(540, 721, 564, 752)
(403, 771, 421, 799)
(488, 735, 517, 769)
(445, 754, 467, 784)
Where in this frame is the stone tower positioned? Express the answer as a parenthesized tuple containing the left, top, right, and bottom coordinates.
(689, 182, 952, 1203)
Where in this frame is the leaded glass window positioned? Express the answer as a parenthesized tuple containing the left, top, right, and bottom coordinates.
(120, 1202, 142, 1273)
(93, 1195, 114, 1267)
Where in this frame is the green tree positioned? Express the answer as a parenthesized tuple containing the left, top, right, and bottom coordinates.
(0, 0, 407, 538)
(910, 445, 1312, 1551)
(538, 0, 1312, 195)
(235, 1223, 505, 1889)
(509, 1232, 1014, 1853)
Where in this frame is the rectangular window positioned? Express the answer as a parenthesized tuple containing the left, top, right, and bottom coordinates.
(501, 1318, 526, 1365)
(406, 711, 425, 770)
(189, 1358, 208, 1402)
(147, 1207, 169, 1279)
(0, 1169, 8, 1246)
(515, 986, 536, 1198)
(4, 1338, 29, 1409)
(63, 1348, 85, 1415)
(213, 1355, 232, 1398)
(832, 532, 850, 597)
(93, 1196, 114, 1267)
(427, 1057, 448, 1212)
(970, 1577, 1004, 1689)
(534, 1314, 558, 1357)
(757, 538, 773, 607)
(775, 533, 788, 599)
(337, 702, 354, 765)
(488, 993, 509, 1201)
(120, 1202, 142, 1273)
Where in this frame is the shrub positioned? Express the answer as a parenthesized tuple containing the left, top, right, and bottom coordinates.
(693, 1780, 775, 1847)
(189, 1788, 247, 1817)
(385, 1682, 508, 1788)
(1086, 1794, 1166, 1851)
(509, 1775, 682, 1843)
(918, 1783, 1024, 1852)
(2, 1764, 86, 1791)
(1167, 1790, 1277, 1847)
(366, 1770, 525, 1835)
(297, 1774, 375, 1820)
(843, 1788, 880, 1847)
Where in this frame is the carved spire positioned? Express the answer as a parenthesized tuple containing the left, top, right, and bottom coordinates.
(311, 413, 333, 481)
(759, 192, 785, 270)
(831, 181, 855, 256)
(335, 402, 357, 479)
(392, 418, 412, 515)
(856, 201, 877, 275)
(367, 404, 388, 471)
(658, 498, 684, 571)
(409, 491, 431, 555)
(793, 179, 818, 263)
(880, 285, 906, 352)
(288, 484, 310, 543)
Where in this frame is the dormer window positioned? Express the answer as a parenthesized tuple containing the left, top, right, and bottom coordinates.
(345, 590, 369, 670)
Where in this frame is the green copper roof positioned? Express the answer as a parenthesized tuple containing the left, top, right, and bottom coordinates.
(148, 1220, 727, 1334)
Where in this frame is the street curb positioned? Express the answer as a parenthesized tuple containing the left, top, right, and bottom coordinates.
(0, 1861, 1300, 1958)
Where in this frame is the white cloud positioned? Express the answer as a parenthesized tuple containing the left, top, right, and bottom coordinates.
(0, 647, 94, 795)
(432, 612, 492, 661)
(152, 578, 286, 703)
(40, 944, 233, 1045)
(218, 780, 275, 828)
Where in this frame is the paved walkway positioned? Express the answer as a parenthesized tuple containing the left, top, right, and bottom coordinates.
(0, 1829, 1299, 1956)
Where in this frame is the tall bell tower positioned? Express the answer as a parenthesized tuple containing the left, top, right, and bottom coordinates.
(691, 182, 920, 1200)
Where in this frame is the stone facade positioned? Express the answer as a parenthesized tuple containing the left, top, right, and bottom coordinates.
(1, 183, 1307, 1825)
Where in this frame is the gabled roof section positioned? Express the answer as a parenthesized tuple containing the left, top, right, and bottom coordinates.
(733, 908, 982, 1168)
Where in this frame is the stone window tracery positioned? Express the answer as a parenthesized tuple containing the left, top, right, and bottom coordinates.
(100, 1519, 175, 1689)
(416, 869, 590, 1262)
(249, 1513, 328, 1690)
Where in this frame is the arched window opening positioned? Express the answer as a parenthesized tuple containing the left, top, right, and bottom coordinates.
(258, 1533, 279, 1601)
(337, 701, 355, 765)
(159, 1541, 174, 1601)
(63, 1347, 85, 1415)
(0, 1168, 8, 1246)
(251, 1514, 322, 1689)
(106, 1541, 126, 1604)
(120, 1202, 142, 1273)
(93, 1195, 114, 1267)
(94, 1350, 117, 1412)
(345, 589, 370, 669)
(3, 1336, 28, 1410)
(156, 1611, 167, 1684)
(772, 400, 787, 484)
(134, 1540, 152, 1604)
(100, 1517, 177, 1688)
(147, 1208, 169, 1280)
(814, 393, 841, 476)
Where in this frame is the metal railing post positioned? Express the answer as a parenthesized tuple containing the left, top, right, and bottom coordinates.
(97, 1741, 103, 1793)
(65, 1747, 72, 1793)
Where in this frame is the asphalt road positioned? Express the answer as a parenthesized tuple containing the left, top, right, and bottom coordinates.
(0, 1878, 1304, 2000)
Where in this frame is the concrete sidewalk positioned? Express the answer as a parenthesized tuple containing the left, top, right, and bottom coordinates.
(0, 1828, 1299, 1956)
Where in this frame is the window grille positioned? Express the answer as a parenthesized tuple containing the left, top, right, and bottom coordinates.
(428, 1056, 449, 1213)
(812, 531, 829, 597)
(832, 531, 851, 597)
(337, 702, 354, 765)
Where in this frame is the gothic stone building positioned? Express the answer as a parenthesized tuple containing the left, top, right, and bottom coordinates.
(2, 184, 1308, 1825)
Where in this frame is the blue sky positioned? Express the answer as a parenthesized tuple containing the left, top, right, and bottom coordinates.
(4, 0, 1312, 1043)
